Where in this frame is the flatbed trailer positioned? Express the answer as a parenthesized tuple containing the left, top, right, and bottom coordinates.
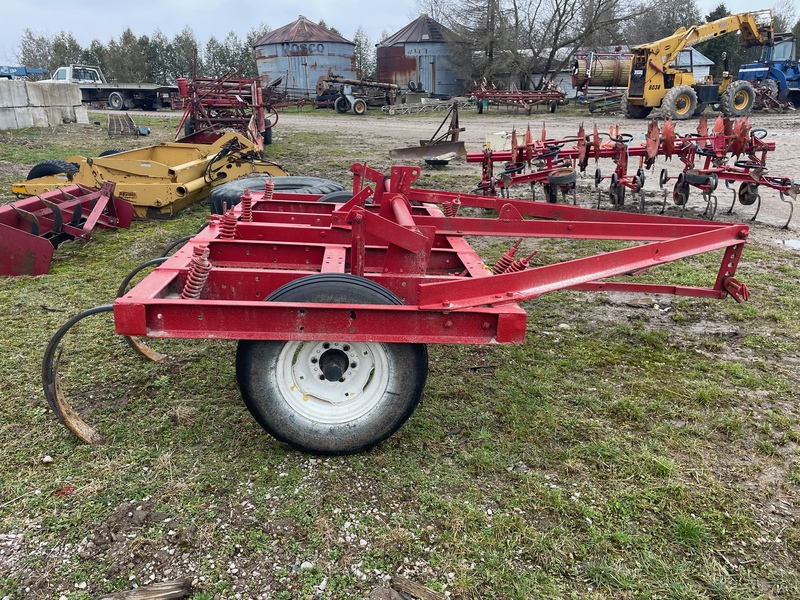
(44, 164, 751, 454)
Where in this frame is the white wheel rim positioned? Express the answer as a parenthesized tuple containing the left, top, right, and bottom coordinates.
(275, 341, 390, 424)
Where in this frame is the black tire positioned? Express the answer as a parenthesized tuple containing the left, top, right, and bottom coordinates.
(263, 119, 272, 146)
(693, 102, 707, 116)
(547, 167, 577, 186)
(26, 159, 79, 180)
(335, 96, 349, 114)
(408, 80, 417, 92)
(720, 80, 755, 117)
(673, 175, 689, 206)
(548, 100, 558, 113)
(738, 181, 759, 206)
(316, 190, 354, 203)
(661, 85, 697, 120)
(209, 175, 345, 214)
(353, 98, 367, 116)
(236, 274, 429, 455)
(98, 148, 125, 157)
(183, 116, 195, 138)
(621, 96, 652, 119)
(108, 91, 125, 111)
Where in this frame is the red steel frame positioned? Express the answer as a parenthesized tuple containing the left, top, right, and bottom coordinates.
(113, 164, 750, 346)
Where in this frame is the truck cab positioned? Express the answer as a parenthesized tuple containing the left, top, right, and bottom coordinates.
(47, 65, 107, 84)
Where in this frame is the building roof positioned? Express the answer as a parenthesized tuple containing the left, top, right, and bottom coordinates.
(253, 15, 353, 47)
(379, 14, 452, 47)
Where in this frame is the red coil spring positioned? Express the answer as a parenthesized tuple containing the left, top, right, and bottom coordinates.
(180, 245, 212, 300)
(264, 177, 275, 201)
(240, 188, 253, 222)
(503, 250, 539, 273)
(442, 196, 462, 218)
(492, 238, 523, 274)
(219, 207, 238, 239)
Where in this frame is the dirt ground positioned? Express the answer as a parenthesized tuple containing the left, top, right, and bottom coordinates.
(274, 106, 800, 237)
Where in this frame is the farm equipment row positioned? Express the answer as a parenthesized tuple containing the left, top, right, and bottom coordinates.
(44, 164, 752, 454)
(471, 82, 567, 115)
(467, 116, 799, 228)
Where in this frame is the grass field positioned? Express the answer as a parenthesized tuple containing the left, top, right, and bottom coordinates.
(1, 112, 799, 599)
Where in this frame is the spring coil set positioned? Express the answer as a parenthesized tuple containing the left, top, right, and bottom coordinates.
(240, 189, 253, 222)
(442, 196, 462, 217)
(180, 244, 212, 300)
(492, 238, 538, 274)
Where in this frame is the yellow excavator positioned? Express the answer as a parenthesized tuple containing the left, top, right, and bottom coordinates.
(624, 10, 774, 119)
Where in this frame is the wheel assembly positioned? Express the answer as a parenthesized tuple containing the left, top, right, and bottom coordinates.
(236, 274, 428, 455)
(738, 181, 760, 206)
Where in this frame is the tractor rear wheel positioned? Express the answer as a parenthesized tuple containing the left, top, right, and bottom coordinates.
(236, 274, 428, 455)
(661, 85, 697, 120)
(720, 80, 755, 117)
(352, 98, 367, 115)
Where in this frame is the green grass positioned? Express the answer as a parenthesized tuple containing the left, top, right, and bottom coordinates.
(0, 112, 799, 599)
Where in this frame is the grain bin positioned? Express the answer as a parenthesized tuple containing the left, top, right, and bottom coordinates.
(253, 15, 356, 99)
(377, 14, 462, 97)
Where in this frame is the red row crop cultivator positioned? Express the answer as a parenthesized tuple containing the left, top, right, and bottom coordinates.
(468, 115, 799, 229)
(45, 163, 754, 454)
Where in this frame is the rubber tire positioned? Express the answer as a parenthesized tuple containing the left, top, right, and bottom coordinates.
(263, 119, 272, 146)
(98, 148, 125, 157)
(547, 167, 577, 186)
(353, 98, 367, 115)
(738, 181, 759, 206)
(209, 175, 345, 214)
(661, 85, 697, 120)
(548, 100, 558, 113)
(335, 96, 349, 114)
(720, 80, 755, 117)
(26, 160, 79, 180)
(316, 190, 355, 203)
(693, 102, 707, 116)
(236, 274, 428, 455)
(621, 96, 653, 119)
(108, 91, 125, 111)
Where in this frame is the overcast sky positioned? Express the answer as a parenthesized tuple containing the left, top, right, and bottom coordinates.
(0, 1, 787, 66)
(0, 0, 420, 64)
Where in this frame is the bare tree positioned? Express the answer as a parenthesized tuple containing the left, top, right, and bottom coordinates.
(628, 0, 702, 45)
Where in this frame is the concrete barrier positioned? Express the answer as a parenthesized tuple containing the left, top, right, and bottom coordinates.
(0, 80, 86, 130)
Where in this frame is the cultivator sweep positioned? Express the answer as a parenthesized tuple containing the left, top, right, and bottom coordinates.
(0, 182, 133, 276)
(468, 116, 799, 227)
(45, 164, 752, 454)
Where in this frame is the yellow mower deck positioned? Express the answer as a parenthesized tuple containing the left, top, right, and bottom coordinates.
(12, 132, 287, 219)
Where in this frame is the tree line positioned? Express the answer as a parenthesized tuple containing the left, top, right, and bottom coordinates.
(17, 0, 800, 89)
(16, 21, 379, 85)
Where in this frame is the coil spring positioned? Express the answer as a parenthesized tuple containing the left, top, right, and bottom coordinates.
(180, 245, 212, 300)
(219, 208, 238, 239)
(264, 177, 275, 201)
(503, 250, 539, 274)
(240, 188, 253, 222)
(492, 238, 523, 274)
(442, 196, 462, 217)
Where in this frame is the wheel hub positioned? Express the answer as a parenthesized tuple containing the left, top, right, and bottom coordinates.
(318, 347, 351, 382)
